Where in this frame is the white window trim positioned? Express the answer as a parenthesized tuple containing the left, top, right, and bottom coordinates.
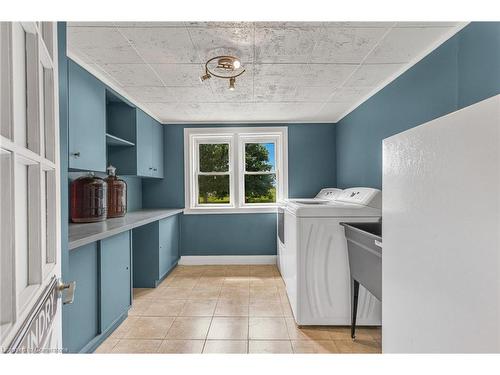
(184, 127, 288, 214)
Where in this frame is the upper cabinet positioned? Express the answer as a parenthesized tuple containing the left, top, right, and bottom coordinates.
(107, 106, 164, 178)
(68, 60, 106, 172)
(136, 109, 164, 178)
(135, 109, 153, 177)
(68, 59, 164, 178)
(152, 118, 164, 179)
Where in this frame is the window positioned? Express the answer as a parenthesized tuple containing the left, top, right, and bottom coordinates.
(185, 127, 287, 213)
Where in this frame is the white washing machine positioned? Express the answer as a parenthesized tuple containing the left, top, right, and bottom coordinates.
(277, 188, 343, 274)
(280, 187, 382, 326)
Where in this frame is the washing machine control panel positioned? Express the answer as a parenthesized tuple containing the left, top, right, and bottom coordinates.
(336, 187, 382, 208)
(315, 188, 343, 200)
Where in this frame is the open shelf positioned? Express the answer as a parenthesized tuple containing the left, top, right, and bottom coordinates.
(106, 133, 135, 147)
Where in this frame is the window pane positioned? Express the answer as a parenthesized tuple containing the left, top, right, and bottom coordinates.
(245, 174, 276, 203)
(199, 143, 229, 172)
(1, 23, 13, 139)
(198, 175, 230, 204)
(245, 143, 275, 172)
(43, 67, 55, 162)
(45, 169, 56, 264)
(15, 160, 29, 291)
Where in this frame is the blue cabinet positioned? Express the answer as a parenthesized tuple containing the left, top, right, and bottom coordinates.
(136, 109, 153, 177)
(133, 214, 180, 287)
(151, 119, 164, 178)
(108, 107, 164, 178)
(136, 109, 164, 178)
(63, 242, 100, 353)
(159, 215, 179, 277)
(100, 231, 132, 330)
(63, 232, 132, 353)
(68, 60, 106, 172)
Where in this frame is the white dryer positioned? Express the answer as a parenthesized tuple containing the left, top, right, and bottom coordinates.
(280, 187, 382, 326)
(277, 188, 343, 274)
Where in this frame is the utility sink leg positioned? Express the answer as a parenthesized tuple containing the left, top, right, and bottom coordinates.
(351, 279, 360, 340)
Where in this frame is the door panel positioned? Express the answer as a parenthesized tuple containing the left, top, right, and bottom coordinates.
(63, 243, 99, 353)
(135, 109, 152, 177)
(132, 222, 159, 288)
(100, 231, 131, 331)
(159, 215, 179, 277)
(152, 121, 164, 178)
(68, 60, 106, 172)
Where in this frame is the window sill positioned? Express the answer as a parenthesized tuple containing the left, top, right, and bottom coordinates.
(183, 207, 279, 215)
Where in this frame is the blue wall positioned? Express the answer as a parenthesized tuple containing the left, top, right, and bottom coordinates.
(142, 123, 336, 255)
(336, 22, 500, 189)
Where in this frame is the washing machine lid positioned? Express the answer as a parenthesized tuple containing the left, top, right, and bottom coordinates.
(286, 198, 328, 205)
(281, 188, 343, 206)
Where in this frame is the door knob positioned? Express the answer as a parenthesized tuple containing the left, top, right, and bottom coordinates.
(57, 280, 76, 305)
(71, 152, 80, 158)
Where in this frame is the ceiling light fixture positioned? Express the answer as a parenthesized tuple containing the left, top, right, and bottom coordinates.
(200, 70, 211, 82)
(200, 55, 245, 90)
(229, 77, 236, 91)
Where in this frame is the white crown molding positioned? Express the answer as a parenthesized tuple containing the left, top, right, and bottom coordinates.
(178, 255, 277, 265)
(162, 120, 337, 125)
(333, 22, 470, 123)
(66, 49, 164, 124)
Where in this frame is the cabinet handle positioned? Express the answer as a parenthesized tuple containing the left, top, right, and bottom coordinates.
(71, 152, 81, 158)
(153, 168, 157, 171)
(149, 167, 153, 170)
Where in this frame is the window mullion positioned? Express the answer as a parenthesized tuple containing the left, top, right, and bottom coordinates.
(197, 172, 230, 176)
(231, 134, 238, 209)
(244, 171, 276, 175)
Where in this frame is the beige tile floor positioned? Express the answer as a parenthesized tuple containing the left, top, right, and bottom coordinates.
(95, 265, 382, 354)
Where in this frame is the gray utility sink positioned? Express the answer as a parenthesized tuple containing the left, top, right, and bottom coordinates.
(341, 222, 382, 339)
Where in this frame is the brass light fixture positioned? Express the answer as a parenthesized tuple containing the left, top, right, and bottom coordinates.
(200, 55, 245, 90)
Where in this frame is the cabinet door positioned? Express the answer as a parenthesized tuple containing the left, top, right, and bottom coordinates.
(151, 121, 164, 178)
(159, 215, 180, 278)
(68, 60, 106, 171)
(63, 243, 99, 353)
(132, 222, 160, 288)
(135, 109, 153, 177)
(100, 231, 131, 331)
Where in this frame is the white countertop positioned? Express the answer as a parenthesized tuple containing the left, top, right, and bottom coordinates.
(68, 209, 184, 250)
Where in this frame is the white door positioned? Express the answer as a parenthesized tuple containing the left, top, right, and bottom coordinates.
(1, 21, 66, 353)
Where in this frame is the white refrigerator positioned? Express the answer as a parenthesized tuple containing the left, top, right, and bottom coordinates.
(382, 95, 500, 353)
